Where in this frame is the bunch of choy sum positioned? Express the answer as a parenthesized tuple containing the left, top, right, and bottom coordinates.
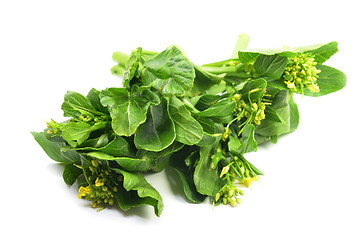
(32, 34, 346, 216)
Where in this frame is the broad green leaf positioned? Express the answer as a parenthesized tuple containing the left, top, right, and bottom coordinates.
(196, 99, 236, 118)
(168, 147, 207, 203)
(75, 135, 131, 157)
(168, 97, 203, 145)
(228, 124, 258, 154)
(86, 88, 109, 114)
(114, 187, 145, 213)
(265, 78, 288, 91)
(31, 131, 81, 164)
(86, 152, 150, 172)
(60, 121, 107, 147)
(194, 94, 223, 111)
(76, 133, 110, 148)
(190, 65, 223, 95)
(240, 124, 257, 153)
(195, 116, 215, 135)
(253, 54, 289, 79)
(303, 65, 346, 97)
(100, 87, 160, 136)
(266, 64, 346, 97)
(238, 41, 338, 62)
(196, 122, 223, 147)
(228, 134, 242, 153)
(236, 78, 267, 102)
(295, 41, 338, 63)
(113, 169, 163, 217)
(62, 163, 83, 185)
(142, 46, 195, 96)
(255, 90, 294, 138)
(289, 92, 299, 132)
(61, 91, 104, 118)
(134, 97, 176, 151)
(264, 106, 283, 123)
(238, 52, 260, 64)
(194, 146, 224, 196)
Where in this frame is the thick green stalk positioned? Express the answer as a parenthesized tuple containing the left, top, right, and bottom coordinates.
(231, 33, 250, 59)
(112, 51, 129, 68)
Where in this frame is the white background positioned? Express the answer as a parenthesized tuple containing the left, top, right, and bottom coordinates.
(1, 0, 361, 239)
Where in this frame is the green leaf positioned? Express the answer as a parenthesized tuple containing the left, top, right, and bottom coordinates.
(167, 97, 203, 145)
(113, 169, 163, 217)
(60, 121, 107, 147)
(168, 147, 207, 203)
(196, 116, 215, 135)
(31, 131, 81, 164)
(194, 94, 223, 111)
(289, 92, 299, 132)
(236, 78, 267, 102)
(255, 90, 297, 140)
(86, 152, 150, 172)
(134, 97, 176, 151)
(240, 124, 257, 153)
(303, 65, 346, 97)
(195, 98, 236, 118)
(295, 41, 338, 63)
(243, 158, 264, 176)
(196, 122, 223, 147)
(100, 87, 160, 136)
(142, 46, 195, 96)
(61, 91, 104, 118)
(228, 124, 258, 154)
(238, 52, 260, 64)
(75, 135, 132, 157)
(63, 164, 83, 185)
(190, 65, 223, 95)
(75, 133, 110, 148)
(86, 88, 109, 114)
(264, 105, 283, 123)
(253, 54, 289, 79)
(228, 134, 242, 153)
(238, 41, 338, 62)
(194, 146, 224, 196)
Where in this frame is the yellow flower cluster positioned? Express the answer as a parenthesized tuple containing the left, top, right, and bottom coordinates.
(283, 53, 321, 93)
(215, 155, 260, 207)
(78, 159, 120, 209)
(215, 184, 244, 207)
(233, 93, 266, 125)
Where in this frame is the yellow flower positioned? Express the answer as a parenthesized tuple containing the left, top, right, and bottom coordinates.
(219, 166, 230, 178)
(240, 175, 260, 188)
(95, 178, 104, 187)
(78, 186, 91, 199)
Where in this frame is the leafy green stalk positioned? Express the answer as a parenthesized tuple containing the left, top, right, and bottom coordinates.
(32, 34, 346, 216)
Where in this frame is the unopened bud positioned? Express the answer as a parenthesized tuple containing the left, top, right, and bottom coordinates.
(215, 193, 221, 202)
(91, 160, 99, 168)
(220, 166, 230, 178)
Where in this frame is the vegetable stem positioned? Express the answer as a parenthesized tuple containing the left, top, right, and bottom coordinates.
(231, 33, 250, 58)
(112, 51, 129, 67)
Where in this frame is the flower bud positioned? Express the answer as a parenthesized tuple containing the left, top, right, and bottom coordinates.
(91, 160, 99, 168)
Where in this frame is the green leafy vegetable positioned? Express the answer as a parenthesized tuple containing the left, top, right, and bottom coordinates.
(100, 87, 160, 136)
(32, 34, 346, 216)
